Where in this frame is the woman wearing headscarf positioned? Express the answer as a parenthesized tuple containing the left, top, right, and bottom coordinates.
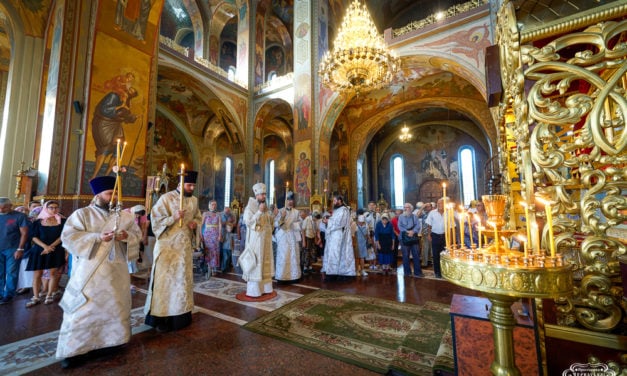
(25, 200, 66, 307)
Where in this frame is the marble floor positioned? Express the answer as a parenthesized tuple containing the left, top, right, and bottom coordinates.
(0, 263, 479, 375)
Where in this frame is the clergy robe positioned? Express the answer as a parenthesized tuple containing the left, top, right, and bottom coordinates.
(274, 207, 302, 282)
(56, 205, 141, 359)
(322, 205, 356, 277)
(241, 198, 274, 297)
(144, 190, 202, 325)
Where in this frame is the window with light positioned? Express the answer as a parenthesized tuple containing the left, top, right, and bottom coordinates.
(391, 155, 405, 209)
(459, 147, 477, 206)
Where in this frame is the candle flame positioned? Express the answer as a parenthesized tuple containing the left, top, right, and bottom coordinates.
(536, 197, 551, 206)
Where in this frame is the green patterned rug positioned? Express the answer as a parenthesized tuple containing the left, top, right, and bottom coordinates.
(243, 289, 453, 375)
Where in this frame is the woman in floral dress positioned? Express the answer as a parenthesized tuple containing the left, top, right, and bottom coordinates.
(201, 200, 222, 274)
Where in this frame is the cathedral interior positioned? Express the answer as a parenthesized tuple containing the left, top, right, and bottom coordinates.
(0, 0, 626, 374)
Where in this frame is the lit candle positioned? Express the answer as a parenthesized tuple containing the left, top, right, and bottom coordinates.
(458, 207, 465, 249)
(179, 163, 185, 227)
(516, 235, 528, 259)
(537, 197, 556, 258)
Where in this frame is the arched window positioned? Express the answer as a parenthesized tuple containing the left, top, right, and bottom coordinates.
(266, 159, 275, 205)
(459, 146, 477, 206)
(224, 157, 232, 208)
(390, 155, 405, 209)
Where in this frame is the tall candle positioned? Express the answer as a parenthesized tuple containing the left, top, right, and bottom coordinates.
(450, 204, 456, 247)
(521, 202, 532, 254)
(517, 235, 528, 258)
(531, 221, 539, 255)
(119, 141, 128, 165)
(116, 139, 121, 167)
(468, 213, 474, 246)
(179, 163, 185, 227)
(442, 183, 449, 249)
(538, 197, 556, 257)
(458, 207, 465, 249)
(118, 175, 122, 205)
(488, 221, 498, 252)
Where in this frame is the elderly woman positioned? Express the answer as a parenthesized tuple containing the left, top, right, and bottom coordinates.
(201, 200, 222, 275)
(374, 213, 396, 275)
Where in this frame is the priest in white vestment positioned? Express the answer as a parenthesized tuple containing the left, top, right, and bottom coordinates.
(321, 195, 356, 281)
(239, 183, 274, 297)
(56, 176, 141, 368)
(274, 192, 302, 282)
(144, 170, 202, 332)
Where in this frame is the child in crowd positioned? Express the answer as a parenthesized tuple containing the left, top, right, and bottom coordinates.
(221, 221, 236, 273)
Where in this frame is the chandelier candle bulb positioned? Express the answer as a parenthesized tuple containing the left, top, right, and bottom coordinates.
(179, 163, 185, 227)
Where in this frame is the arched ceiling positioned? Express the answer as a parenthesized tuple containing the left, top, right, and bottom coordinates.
(341, 70, 487, 143)
(157, 66, 244, 152)
(256, 99, 293, 143)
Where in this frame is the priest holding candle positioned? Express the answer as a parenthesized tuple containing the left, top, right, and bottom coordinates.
(145, 169, 202, 333)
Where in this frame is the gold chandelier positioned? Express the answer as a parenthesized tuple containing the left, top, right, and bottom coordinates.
(399, 124, 413, 143)
(319, 0, 399, 95)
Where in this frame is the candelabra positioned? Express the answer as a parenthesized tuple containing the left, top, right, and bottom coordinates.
(441, 194, 572, 376)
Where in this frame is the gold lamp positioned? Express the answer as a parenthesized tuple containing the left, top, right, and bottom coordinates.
(319, 0, 399, 95)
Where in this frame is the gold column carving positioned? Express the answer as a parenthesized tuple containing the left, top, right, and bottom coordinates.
(520, 19, 627, 333)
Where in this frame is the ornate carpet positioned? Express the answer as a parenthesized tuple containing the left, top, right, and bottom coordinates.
(193, 277, 303, 311)
(243, 289, 454, 375)
(0, 307, 150, 375)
